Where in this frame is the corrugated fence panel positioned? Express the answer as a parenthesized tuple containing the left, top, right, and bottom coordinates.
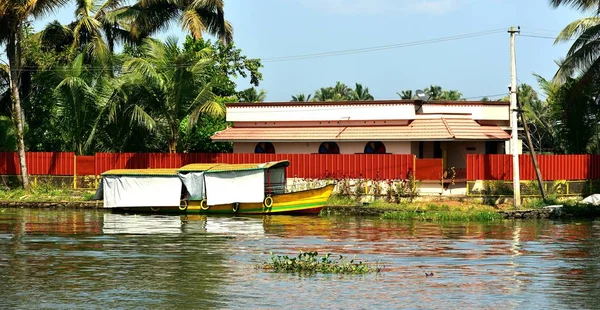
(76, 156, 95, 175)
(27, 152, 74, 175)
(0, 152, 19, 175)
(415, 159, 443, 180)
(467, 154, 600, 181)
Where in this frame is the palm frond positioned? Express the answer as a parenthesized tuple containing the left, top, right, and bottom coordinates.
(555, 17, 600, 44)
(553, 35, 600, 82)
(123, 57, 163, 89)
(130, 104, 157, 131)
(549, 0, 600, 14)
(181, 9, 206, 40)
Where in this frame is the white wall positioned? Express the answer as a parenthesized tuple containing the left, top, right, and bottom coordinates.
(227, 102, 510, 123)
(446, 141, 486, 169)
(227, 104, 416, 122)
(420, 104, 509, 121)
(232, 141, 411, 154)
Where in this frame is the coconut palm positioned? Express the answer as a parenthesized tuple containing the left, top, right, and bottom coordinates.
(549, 0, 600, 83)
(424, 85, 443, 100)
(120, 36, 224, 153)
(549, 0, 600, 14)
(439, 90, 463, 100)
(238, 87, 266, 102)
(351, 83, 374, 100)
(291, 93, 311, 102)
(397, 90, 413, 99)
(127, 0, 233, 44)
(314, 81, 354, 101)
(49, 53, 116, 155)
(0, 0, 70, 189)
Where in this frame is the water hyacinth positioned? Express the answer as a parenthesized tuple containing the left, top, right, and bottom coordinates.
(261, 251, 382, 274)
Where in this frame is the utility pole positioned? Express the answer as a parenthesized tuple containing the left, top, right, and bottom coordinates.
(509, 26, 521, 208)
(517, 95, 548, 201)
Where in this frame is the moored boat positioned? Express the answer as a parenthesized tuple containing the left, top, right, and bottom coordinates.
(93, 160, 334, 215)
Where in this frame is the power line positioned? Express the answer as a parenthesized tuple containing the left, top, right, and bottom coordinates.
(262, 29, 506, 62)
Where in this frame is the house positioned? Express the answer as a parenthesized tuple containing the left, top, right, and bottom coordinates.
(211, 100, 517, 174)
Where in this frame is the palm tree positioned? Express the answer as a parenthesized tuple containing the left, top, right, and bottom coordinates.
(291, 93, 311, 102)
(49, 54, 116, 155)
(332, 81, 353, 99)
(127, 0, 233, 44)
(549, 0, 600, 83)
(238, 87, 266, 102)
(397, 90, 413, 99)
(549, 0, 600, 14)
(314, 81, 353, 101)
(0, 0, 70, 189)
(424, 85, 443, 100)
(439, 90, 463, 100)
(120, 36, 224, 153)
(351, 83, 374, 100)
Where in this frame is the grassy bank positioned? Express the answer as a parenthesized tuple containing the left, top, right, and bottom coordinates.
(325, 194, 600, 221)
(0, 185, 95, 202)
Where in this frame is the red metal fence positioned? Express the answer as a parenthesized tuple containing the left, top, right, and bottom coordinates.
(3, 152, 600, 181)
(415, 159, 443, 180)
(0, 152, 74, 175)
(467, 154, 600, 181)
(1, 152, 415, 180)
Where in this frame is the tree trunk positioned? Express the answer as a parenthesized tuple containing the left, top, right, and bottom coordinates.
(168, 140, 177, 153)
(6, 28, 30, 190)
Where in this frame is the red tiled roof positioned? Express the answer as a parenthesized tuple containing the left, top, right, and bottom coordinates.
(211, 118, 510, 141)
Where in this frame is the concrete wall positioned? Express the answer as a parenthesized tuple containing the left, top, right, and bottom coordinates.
(233, 141, 412, 154)
(446, 141, 486, 169)
(420, 104, 509, 121)
(227, 102, 509, 123)
(227, 104, 416, 122)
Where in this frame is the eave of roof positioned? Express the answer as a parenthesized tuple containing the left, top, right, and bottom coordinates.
(211, 118, 511, 142)
(226, 99, 509, 108)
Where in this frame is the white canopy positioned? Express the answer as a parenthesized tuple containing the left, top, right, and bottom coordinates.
(101, 175, 183, 208)
(204, 169, 265, 205)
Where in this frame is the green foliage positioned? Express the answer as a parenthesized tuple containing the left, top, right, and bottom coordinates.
(396, 85, 463, 100)
(0, 182, 93, 202)
(326, 194, 356, 206)
(312, 82, 374, 101)
(237, 87, 267, 102)
(395, 175, 420, 202)
(291, 93, 312, 102)
(183, 36, 263, 97)
(179, 114, 232, 153)
(0, 116, 16, 151)
(261, 251, 381, 274)
(382, 209, 503, 222)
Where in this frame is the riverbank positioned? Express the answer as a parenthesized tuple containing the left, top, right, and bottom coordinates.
(1, 187, 598, 220)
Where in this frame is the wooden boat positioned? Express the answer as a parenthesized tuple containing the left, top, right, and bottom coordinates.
(93, 160, 334, 215)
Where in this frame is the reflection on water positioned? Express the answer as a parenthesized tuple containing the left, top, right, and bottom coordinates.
(1, 208, 600, 309)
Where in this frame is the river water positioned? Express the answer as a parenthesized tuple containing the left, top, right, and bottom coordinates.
(1, 209, 599, 309)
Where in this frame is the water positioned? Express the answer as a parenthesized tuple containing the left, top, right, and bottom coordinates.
(1, 209, 599, 309)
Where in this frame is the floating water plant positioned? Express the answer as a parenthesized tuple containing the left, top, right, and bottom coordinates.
(261, 251, 381, 274)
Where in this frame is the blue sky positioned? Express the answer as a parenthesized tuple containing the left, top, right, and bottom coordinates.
(28, 0, 585, 101)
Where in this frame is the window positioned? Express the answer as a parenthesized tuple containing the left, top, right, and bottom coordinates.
(254, 142, 275, 154)
(418, 141, 424, 159)
(485, 141, 499, 154)
(364, 141, 386, 154)
(433, 141, 442, 158)
(318, 142, 340, 154)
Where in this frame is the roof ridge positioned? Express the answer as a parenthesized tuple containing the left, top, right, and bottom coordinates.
(441, 117, 456, 138)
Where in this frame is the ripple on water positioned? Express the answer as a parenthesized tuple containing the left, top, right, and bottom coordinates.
(0, 210, 599, 309)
